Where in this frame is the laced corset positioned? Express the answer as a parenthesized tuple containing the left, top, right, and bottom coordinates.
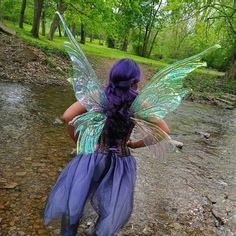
(96, 114, 135, 156)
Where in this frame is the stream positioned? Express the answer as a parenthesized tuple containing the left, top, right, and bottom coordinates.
(0, 82, 235, 236)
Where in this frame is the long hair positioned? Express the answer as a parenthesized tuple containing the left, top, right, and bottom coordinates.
(102, 58, 141, 144)
(104, 58, 141, 118)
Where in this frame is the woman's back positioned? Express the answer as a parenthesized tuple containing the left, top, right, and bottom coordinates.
(96, 112, 135, 155)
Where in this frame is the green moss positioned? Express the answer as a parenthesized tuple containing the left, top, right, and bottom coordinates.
(42, 57, 57, 69)
(223, 80, 236, 94)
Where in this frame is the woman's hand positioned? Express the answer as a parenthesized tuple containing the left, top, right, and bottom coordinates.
(127, 140, 135, 149)
(127, 139, 146, 149)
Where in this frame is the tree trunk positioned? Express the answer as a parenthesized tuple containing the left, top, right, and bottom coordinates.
(19, 0, 27, 28)
(80, 23, 86, 44)
(98, 35, 103, 45)
(58, 24, 61, 37)
(141, 24, 150, 56)
(122, 34, 128, 51)
(226, 47, 236, 81)
(48, 0, 67, 40)
(31, 0, 44, 38)
(0, 0, 2, 20)
(71, 22, 76, 37)
(41, 9, 46, 36)
(90, 32, 93, 43)
(147, 30, 158, 57)
(227, 61, 236, 80)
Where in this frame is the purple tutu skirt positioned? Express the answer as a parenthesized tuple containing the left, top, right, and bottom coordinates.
(44, 152, 136, 235)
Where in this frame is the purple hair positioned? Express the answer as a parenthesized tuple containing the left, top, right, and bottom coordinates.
(104, 58, 141, 117)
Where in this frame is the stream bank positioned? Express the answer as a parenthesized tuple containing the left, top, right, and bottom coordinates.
(0, 33, 235, 109)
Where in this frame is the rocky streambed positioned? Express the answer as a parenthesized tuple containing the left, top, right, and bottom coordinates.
(0, 82, 235, 236)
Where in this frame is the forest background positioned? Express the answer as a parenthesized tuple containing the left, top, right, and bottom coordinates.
(0, 0, 235, 95)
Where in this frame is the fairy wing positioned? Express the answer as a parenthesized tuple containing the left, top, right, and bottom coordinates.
(57, 11, 107, 112)
(57, 12, 108, 154)
(130, 45, 221, 158)
(131, 117, 174, 161)
(69, 112, 106, 154)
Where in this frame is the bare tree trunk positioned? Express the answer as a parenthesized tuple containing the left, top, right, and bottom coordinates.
(90, 32, 93, 42)
(19, 0, 27, 28)
(31, 0, 44, 38)
(122, 34, 129, 51)
(228, 61, 236, 80)
(48, 0, 67, 40)
(80, 23, 86, 44)
(71, 22, 76, 37)
(41, 9, 46, 36)
(0, 0, 2, 20)
(58, 24, 62, 37)
(226, 46, 236, 81)
(141, 24, 150, 56)
(147, 30, 158, 57)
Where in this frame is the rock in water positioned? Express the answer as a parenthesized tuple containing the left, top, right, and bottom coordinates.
(171, 140, 184, 149)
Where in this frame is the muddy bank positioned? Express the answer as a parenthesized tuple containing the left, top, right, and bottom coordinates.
(0, 32, 235, 109)
(0, 33, 69, 85)
(0, 33, 154, 86)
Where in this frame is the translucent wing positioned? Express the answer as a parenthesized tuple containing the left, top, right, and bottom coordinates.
(57, 12, 108, 153)
(132, 117, 175, 161)
(70, 112, 106, 154)
(131, 44, 221, 120)
(57, 12, 107, 112)
(130, 45, 221, 158)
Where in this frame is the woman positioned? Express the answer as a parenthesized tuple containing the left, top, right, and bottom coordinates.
(44, 58, 170, 236)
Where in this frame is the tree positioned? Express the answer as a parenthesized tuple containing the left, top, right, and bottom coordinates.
(129, 0, 168, 57)
(113, 0, 141, 51)
(19, 0, 27, 28)
(80, 23, 85, 43)
(191, 0, 236, 79)
(48, 0, 67, 40)
(41, 8, 46, 35)
(0, 0, 2, 20)
(31, 0, 44, 38)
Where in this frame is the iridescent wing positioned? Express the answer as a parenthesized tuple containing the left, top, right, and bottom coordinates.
(69, 112, 106, 154)
(132, 117, 175, 161)
(57, 12, 108, 154)
(130, 45, 221, 158)
(57, 11, 107, 112)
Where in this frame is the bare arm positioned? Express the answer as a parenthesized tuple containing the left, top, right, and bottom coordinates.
(62, 101, 87, 143)
(127, 119, 170, 149)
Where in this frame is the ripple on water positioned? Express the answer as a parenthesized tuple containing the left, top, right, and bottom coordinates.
(0, 82, 235, 235)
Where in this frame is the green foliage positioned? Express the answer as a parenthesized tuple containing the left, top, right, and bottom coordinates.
(223, 80, 236, 94)
(1, 0, 235, 93)
(42, 57, 57, 68)
(1, 0, 21, 22)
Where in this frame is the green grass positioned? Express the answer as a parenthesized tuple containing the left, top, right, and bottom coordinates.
(5, 21, 167, 68)
(5, 20, 234, 97)
(4, 20, 224, 76)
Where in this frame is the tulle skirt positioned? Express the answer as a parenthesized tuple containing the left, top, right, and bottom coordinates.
(44, 151, 136, 235)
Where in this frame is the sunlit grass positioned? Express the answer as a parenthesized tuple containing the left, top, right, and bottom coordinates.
(4, 20, 223, 77)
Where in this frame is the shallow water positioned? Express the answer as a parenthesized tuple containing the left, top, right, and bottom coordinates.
(0, 82, 235, 236)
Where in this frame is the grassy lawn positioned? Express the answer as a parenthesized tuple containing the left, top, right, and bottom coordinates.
(5, 21, 167, 68)
(4, 20, 223, 78)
